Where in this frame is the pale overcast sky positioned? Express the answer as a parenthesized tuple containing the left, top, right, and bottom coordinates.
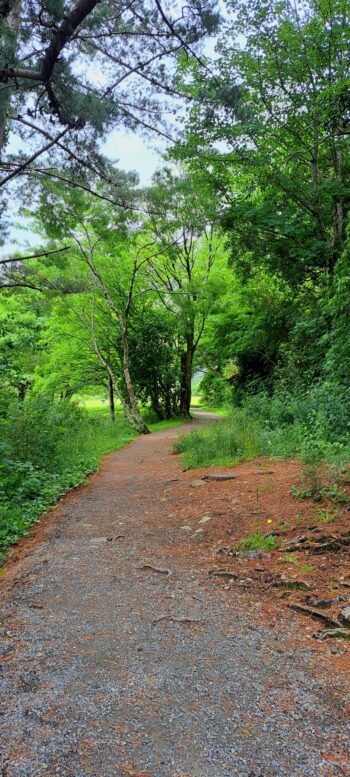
(102, 128, 165, 185)
(0, 127, 165, 256)
(1, 26, 218, 257)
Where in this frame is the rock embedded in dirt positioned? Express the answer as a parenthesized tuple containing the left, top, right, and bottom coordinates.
(241, 550, 271, 560)
(305, 595, 338, 609)
(198, 515, 212, 524)
(339, 606, 350, 627)
(273, 576, 311, 591)
(208, 569, 238, 580)
(191, 479, 205, 488)
(138, 564, 171, 576)
(203, 473, 239, 481)
(90, 537, 111, 546)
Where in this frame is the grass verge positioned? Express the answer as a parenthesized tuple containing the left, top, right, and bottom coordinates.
(173, 410, 260, 468)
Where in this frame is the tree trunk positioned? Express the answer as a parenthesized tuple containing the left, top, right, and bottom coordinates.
(112, 372, 149, 434)
(151, 378, 164, 419)
(164, 388, 172, 419)
(179, 332, 194, 417)
(121, 327, 150, 434)
(0, 0, 20, 156)
(108, 373, 115, 422)
(91, 341, 150, 435)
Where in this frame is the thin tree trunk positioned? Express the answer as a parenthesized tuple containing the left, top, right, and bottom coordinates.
(0, 0, 20, 156)
(151, 377, 164, 419)
(179, 332, 194, 417)
(120, 327, 150, 434)
(91, 338, 150, 434)
(108, 373, 115, 422)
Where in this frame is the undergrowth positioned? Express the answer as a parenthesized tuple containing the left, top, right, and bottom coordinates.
(0, 394, 136, 557)
(174, 388, 350, 470)
(173, 411, 260, 467)
(236, 533, 278, 552)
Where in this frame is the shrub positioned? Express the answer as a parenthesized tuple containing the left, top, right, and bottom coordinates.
(0, 394, 135, 556)
(174, 381, 350, 469)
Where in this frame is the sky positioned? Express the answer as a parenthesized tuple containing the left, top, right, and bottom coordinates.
(0, 13, 219, 258)
(102, 129, 165, 186)
(0, 127, 165, 257)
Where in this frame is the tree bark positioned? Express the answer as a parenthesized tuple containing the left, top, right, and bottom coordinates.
(108, 373, 115, 422)
(0, 0, 20, 156)
(179, 332, 194, 417)
(91, 338, 150, 435)
(120, 328, 150, 434)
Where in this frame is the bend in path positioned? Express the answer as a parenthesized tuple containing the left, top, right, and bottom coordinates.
(1, 414, 349, 776)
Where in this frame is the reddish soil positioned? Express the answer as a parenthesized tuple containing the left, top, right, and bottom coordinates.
(169, 454, 350, 639)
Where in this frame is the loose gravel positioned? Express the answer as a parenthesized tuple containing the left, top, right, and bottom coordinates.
(1, 414, 349, 776)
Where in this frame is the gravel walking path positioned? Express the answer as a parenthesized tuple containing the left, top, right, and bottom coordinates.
(1, 414, 349, 777)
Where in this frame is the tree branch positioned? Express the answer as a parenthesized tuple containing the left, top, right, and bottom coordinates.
(0, 127, 70, 187)
(0, 245, 71, 265)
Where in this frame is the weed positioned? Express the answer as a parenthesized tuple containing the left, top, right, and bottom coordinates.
(299, 564, 315, 574)
(280, 553, 299, 565)
(278, 555, 315, 575)
(236, 533, 278, 552)
(320, 484, 348, 503)
(316, 509, 338, 524)
(291, 484, 315, 500)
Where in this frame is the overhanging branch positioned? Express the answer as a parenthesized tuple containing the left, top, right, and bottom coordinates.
(0, 245, 71, 266)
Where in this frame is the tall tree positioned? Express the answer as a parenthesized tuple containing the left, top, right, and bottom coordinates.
(146, 169, 226, 415)
(175, 0, 350, 285)
(0, 0, 219, 236)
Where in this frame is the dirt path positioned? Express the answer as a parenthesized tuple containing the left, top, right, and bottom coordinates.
(1, 413, 349, 777)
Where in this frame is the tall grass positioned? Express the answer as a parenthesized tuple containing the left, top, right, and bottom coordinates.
(174, 410, 261, 468)
(174, 388, 350, 469)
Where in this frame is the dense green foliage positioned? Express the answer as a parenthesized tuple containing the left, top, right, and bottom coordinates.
(0, 395, 135, 554)
(171, 0, 350, 467)
(174, 387, 350, 469)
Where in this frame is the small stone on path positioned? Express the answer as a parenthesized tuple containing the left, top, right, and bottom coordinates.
(191, 479, 205, 488)
(198, 515, 212, 524)
(90, 537, 110, 546)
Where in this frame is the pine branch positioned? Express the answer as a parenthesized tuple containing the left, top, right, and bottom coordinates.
(0, 246, 71, 265)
